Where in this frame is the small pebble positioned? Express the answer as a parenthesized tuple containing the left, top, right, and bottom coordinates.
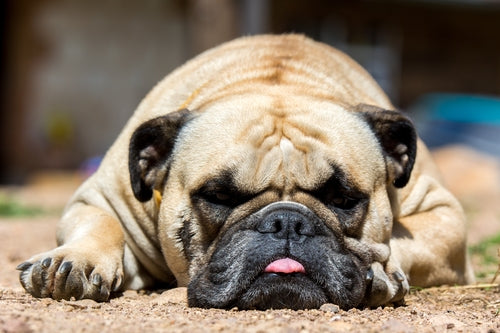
(319, 303, 340, 313)
(122, 290, 139, 298)
(64, 299, 101, 309)
(154, 287, 187, 305)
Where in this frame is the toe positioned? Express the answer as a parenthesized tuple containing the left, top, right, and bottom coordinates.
(86, 273, 110, 301)
(30, 259, 53, 298)
(53, 261, 78, 300)
(391, 271, 408, 305)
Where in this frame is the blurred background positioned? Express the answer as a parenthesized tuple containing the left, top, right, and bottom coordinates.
(0, 0, 499, 280)
(2, 0, 500, 182)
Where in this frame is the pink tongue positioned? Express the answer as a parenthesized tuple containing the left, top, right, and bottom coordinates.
(264, 258, 306, 274)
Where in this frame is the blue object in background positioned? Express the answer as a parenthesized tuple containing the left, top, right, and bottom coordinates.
(409, 93, 500, 157)
(80, 156, 103, 178)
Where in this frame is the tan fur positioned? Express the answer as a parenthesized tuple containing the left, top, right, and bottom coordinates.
(19, 34, 474, 306)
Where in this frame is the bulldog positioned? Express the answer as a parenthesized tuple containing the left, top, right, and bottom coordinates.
(18, 34, 474, 310)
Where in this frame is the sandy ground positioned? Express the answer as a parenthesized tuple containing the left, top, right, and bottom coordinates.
(1, 145, 499, 333)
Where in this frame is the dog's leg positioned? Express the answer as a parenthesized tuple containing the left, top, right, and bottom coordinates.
(391, 174, 475, 289)
(17, 203, 125, 301)
(364, 143, 474, 307)
(364, 176, 473, 307)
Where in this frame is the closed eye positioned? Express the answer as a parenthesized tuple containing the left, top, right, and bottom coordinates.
(199, 189, 244, 208)
(191, 172, 255, 210)
(307, 166, 368, 212)
(327, 194, 361, 210)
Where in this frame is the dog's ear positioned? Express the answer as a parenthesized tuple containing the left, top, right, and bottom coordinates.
(357, 105, 417, 188)
(129, 109, 193, 202)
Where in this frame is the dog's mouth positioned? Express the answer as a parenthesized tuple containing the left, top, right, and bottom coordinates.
(231, 256, 329, 310)
(187, 248, 367, 310)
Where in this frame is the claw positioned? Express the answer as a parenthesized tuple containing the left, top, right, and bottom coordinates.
(58, 261, 73, 274)
(41, 258, 52, 269)
(91, 274, 102, 286)
(366, 268, 374, 283)
(16, 262, 32, 271)
(391, 271, 408, 305)
(111, 274, 123, 292)
(361, 267, 375, 308)
(393, 271, 404, 283)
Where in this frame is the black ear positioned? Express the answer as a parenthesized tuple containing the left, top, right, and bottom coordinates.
(358, 105, 417, 188)
(129, 109, 193, 202)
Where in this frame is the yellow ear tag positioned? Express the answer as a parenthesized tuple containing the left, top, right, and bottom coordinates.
(153, 189, 162, 207)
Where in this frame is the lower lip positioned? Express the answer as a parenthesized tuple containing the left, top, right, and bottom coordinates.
(265, 272, 305, 277)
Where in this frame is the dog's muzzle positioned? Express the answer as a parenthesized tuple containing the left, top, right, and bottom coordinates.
(187, 201, 368, 310)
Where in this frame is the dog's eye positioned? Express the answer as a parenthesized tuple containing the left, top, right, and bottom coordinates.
(209, 191, 231, 204)
(214, 192, 230, 202)
(193, 176, 255, 210)
(328, 194, 360, 210)
(201, 190, 239, 208)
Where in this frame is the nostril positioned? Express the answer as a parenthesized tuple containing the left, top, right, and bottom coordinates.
(294, 221, 302, 235)
(273, 218, 282, 233)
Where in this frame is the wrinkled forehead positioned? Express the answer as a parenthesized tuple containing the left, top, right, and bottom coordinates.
(174, 95, 386, 192)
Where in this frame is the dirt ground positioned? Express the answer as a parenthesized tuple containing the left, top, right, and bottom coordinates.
(1, 145, 499, 333)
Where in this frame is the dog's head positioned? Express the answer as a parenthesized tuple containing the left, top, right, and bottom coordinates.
(128, 96, 416, 310)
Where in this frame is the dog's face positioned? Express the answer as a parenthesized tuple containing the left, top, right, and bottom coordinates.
(129, 94, 416, 310)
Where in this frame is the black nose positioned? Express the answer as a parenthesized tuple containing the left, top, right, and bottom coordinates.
(256, 206, 316, 241)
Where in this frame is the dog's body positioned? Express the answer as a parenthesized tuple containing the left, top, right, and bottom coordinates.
(19, 34, 474, 309)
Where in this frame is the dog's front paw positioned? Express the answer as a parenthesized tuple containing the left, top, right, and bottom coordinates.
(363, 261, 409, 308)
(17, 245, 123, 302)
